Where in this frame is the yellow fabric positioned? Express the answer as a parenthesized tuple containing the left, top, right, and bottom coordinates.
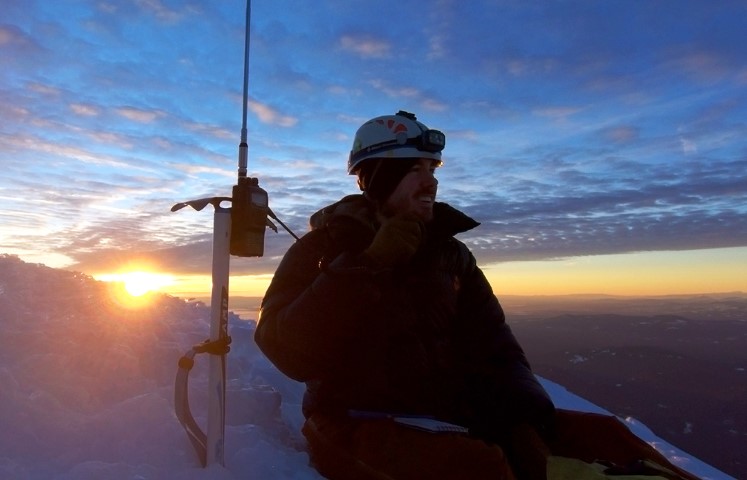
(548, 456, 668, 480)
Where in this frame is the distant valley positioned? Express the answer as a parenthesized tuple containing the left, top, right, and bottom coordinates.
(504, 294, 747, 479)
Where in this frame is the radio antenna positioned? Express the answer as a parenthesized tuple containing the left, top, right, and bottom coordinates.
(237, 0, 251, 180)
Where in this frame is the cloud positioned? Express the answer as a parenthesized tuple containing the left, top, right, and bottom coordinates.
(421, 98, 448, 112)
(423, 0, 455, 60)
(64, 215, 298, 276)
(339, 34, 391, 59)
(247, 101, 298, 127)
(368, 79, 420, 98)
(28, 83, 60, 95)
(70, 103, 101, 116)
(532, 106, 583, 120)
(116, 106, 167, 123)
(134, 0, 188, 23)
(365, 79, 448, 113)
(326, 85, 361, 97)
(600, 126, 639, 144)
(176, 164, 236, 179)
(0, 24, 47, 73)
(180, 120, 234, 140)
(679, 137, 697, 155)
(0, 24, 41, 51)
(450, 151, 747, 264)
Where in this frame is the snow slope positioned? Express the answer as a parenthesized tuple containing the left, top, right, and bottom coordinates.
(0, 255, 734, 479)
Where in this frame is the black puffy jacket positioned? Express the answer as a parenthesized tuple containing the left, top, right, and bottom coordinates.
(255, 195, 554, 440)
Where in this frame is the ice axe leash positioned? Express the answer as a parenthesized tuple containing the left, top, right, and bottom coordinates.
(171, 0, 297, 468)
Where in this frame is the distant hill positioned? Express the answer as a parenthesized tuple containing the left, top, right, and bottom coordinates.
(500, 293, 747, 321)
(183, 295, 263, 321)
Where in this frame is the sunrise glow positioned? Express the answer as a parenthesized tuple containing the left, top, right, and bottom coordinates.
(97, 271, 175, 297)
(484, 247, 747, 296)
(161, 273, 273, 299)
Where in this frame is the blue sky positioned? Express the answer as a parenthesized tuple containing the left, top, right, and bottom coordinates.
(2, 0, 746, 294)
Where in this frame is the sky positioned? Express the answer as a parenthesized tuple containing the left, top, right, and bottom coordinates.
(2, 0, 747, 298)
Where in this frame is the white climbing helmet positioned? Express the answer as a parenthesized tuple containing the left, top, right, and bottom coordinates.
(347, 110, 445, 174)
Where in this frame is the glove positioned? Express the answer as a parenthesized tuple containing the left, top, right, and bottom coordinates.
(508, 423, 551, 480)
(364, 214, 424, 268)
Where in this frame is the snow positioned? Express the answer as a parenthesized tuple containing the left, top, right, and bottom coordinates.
(0, 256, 735, 479)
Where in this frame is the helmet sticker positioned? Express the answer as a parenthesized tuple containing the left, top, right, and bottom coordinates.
(376, 119, 409, 134)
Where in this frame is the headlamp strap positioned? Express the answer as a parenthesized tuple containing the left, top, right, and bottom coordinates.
(350, 131, 444, 164)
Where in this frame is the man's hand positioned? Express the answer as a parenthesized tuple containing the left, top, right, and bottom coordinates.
(364, 214, 424, 268)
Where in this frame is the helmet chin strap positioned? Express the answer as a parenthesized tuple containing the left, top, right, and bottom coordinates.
(359, 160, 389, 216)
(362, 159, 385, 192)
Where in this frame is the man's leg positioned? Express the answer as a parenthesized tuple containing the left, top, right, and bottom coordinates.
(303, 413, 516, 480)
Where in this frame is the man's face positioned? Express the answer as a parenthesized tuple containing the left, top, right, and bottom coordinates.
(381, 158, 439, 221)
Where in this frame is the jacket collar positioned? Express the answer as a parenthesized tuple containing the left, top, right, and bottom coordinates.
(310, 194, 480, 238)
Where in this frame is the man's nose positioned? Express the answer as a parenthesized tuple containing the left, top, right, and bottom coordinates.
(422, 170, 438, 187)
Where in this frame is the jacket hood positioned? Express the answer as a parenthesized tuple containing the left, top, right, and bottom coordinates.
(309, 194, 480, 238)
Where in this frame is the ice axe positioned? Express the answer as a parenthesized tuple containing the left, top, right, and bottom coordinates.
(170, 0, 293, 467)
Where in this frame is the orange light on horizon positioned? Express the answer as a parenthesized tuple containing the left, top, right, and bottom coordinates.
(97, 271, 174, 294)
(92, 247, 746, 303)
(104, 281, 159, 310)
(94, 267, 175, 311)
(156, 273, 273, 300)
(483, 247, 747, 296)
(96, 269, 175, 301)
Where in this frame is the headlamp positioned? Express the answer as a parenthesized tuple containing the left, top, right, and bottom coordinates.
(421, 129, 446, 153)
(349, 128, 446, 165)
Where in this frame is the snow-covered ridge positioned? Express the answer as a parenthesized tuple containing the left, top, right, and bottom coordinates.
(0, 255, 734, 479)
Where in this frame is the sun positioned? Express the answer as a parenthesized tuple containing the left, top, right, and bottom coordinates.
(96, 269, 176, 311)
(120, 271, 173, 297)
(97, 270, 174, 299)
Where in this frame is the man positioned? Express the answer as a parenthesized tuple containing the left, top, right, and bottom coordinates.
(255, 110, 555, 479)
